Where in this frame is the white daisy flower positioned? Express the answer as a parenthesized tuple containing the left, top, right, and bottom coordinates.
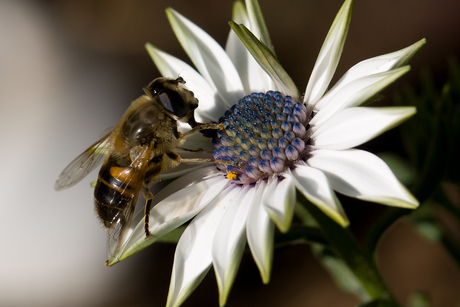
(106, 0, 424, 306)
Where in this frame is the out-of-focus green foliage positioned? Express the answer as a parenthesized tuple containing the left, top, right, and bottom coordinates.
(393, 59, 460, 268)
(395, 59, 460, 188)
(407, 292, 431, 307)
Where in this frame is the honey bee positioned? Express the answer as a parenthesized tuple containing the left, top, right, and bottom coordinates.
(55, 77, 239, 261)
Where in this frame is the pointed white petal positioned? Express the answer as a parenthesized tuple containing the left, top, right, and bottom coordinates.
(290, 165, 349, 227)
(230, 0, 248, 25)
(307, 149, 419, 208)
(158, 164, 204, 181)
(167, 9, 244, 107)
(166, 185, 240, 307)
(303, 0, 353, 107)
(245, 0, 273, 49)
(246, 180, 275, 283)
(110, 171, 227, 265)
(226, 2, 273, 93)
(314, 39, 426, 110)
(229, 22, 299, 99)
(310, 106, 417, 150)
(213, 186, 255, 306)
(261, 174, 296, 233)
(310, 66, 410, 126)
(146, 43, 228, 122)
(156, 165, 220, 202)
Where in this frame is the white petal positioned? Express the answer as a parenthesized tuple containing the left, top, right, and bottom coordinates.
(261, 174, 296, 233)
(229, 22, 299, 98)
(226, 2, 273, 93)
(110, 170, 226, 265)
(212, 185, 255, 306)
(158, 164, 205, 181)
(155, 166, 220, 204)
(314, 38, 426, 111)
(310, 66, 410, 126)
(303, 0, 353, 107)
(246, 180, 275, 283)
(290, 164, 349, 227)
(166, 185, 240, 307)
(307, 149, 419, 208)
(310, 106, 416, 150)
(146, 43, 228, 122)
(167, 9, 244, 107)
(149, 175, 226, 231)
(245, 0, 273, 49)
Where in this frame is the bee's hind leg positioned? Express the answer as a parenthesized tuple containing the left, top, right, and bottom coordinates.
(141, 186, 154, 239)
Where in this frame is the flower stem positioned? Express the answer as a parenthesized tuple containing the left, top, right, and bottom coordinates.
(440, 230, 460, 267)
(297, 190, 399, 305)
(435, 184, 460, 223)
(363, 207, 410, 257)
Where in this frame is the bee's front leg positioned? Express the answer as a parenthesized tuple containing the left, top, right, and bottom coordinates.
(180, 157, 245, 168)
(179, 122, 224, 142)
(176, 146, 204, 152)
(141, 186, 154, 239)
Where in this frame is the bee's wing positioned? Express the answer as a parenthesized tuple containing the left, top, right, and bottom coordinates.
(106, 195, 138, 261)
(55, 132, 113, 191)
(104, 142, 155, 262)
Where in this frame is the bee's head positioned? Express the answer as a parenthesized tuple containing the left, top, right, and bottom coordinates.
(143, 77, 199, 124)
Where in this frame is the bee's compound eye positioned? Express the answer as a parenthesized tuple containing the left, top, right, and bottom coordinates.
(158, 90, 189, 118)
(159, 92, 174, 113)
(146, 79, 163, 96)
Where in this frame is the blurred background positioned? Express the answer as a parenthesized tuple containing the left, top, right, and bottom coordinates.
(1, 0, 459, 306)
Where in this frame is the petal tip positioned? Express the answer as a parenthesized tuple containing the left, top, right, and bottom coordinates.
(262, 274, 271, 285)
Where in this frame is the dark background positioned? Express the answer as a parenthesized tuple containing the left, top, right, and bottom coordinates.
(0, 0, 459, 306)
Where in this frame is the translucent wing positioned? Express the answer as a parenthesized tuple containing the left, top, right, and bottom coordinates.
(55, 132, 113, 191)
(105, 194, 138, 262)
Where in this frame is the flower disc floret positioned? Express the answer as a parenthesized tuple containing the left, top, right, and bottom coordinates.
(213, 91, 310, 184)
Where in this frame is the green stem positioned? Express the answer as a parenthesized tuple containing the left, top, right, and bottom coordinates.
(297, 191, 399, 305)
(419, 186, 460, 267)
(294, 200, 318, 226)
(363, 207, 410, 256)
(274, 225, 328, 247)
(435, 194, 460, 267)
(434, 186, 460, 223)
(440, 232, 460, 267)
(440, 199, 460, 223)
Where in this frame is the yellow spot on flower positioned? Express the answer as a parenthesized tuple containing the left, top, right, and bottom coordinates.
(226, 171, 238, 180)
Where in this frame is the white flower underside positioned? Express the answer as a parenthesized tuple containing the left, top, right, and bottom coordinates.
(108, 0, 424, 306)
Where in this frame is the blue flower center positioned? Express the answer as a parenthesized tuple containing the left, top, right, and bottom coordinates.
(212, 91, 310, 184)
